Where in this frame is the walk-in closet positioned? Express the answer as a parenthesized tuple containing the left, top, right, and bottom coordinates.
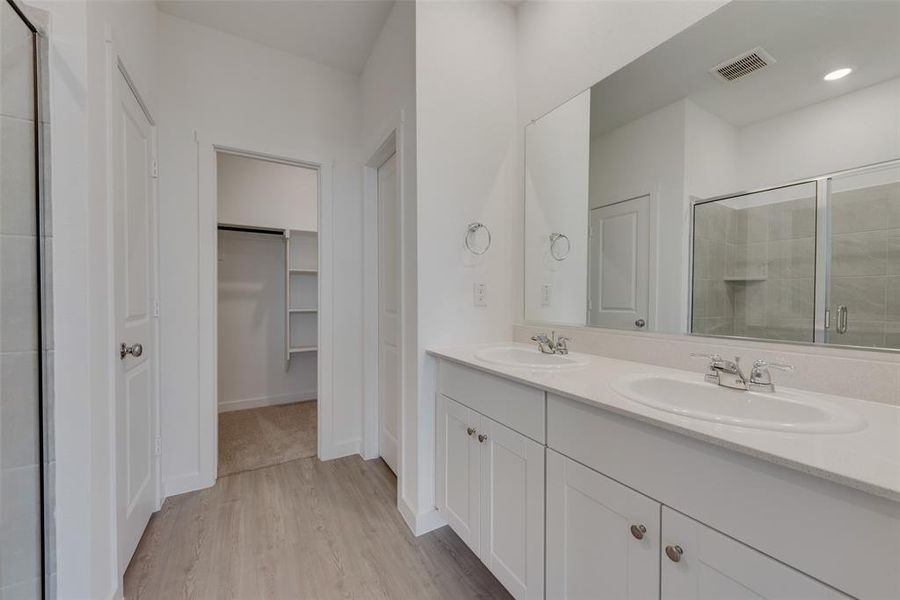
(215, 151, 320, 476)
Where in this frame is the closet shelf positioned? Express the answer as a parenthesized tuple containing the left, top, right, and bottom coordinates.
(290, 268, 318, 274)
(289, 308, 318, 313)
(289, 346, 318, 354)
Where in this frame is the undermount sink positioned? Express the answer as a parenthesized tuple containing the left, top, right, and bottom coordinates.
(474, 345, 589, 370)
(611, 373, 866, 434)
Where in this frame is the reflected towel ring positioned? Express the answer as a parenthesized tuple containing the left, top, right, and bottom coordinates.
(549, 232, 571, 261)
(466, 222, 492, 255)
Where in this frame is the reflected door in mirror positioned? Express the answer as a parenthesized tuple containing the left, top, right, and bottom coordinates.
(588, 195, 650, 330)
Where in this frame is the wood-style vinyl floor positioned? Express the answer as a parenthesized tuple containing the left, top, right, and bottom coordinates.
(123, 455, 512, 600)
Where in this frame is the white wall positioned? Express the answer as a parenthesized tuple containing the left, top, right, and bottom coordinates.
(217, 232, 317, 412)
(217, 153, 318, 232)
(738, 77, 900, 189)
(157, 12, 363, 495)
(590, 100, 686, 332)
(413, 0, 517, 533)
(359, 0, 418, 522)
(524, 90, 590, 325)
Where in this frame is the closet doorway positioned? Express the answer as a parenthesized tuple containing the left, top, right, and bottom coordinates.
(215, 151, 320, 477)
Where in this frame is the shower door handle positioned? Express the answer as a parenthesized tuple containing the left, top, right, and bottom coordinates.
(836, 305, 848, 334)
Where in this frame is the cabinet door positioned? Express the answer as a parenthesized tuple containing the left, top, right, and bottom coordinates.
(436, 395, 481, 552)
(479, 417, 545, 600)
(547, 450, 660, 600)
(661, 507, 848, 599)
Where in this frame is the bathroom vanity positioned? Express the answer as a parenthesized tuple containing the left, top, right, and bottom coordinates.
(429, 344, 900, 600)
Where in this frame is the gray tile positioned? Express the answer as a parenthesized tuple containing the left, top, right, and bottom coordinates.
(41, 351, 53, 461)
(38, 122, 50, 238)
(0, 577, 41, 600)
(887, 229, 900, 276)
(0, 1, 35, 121)
(726, 242, 767, 280)
(886, 277, 900, 319)
(732, 280, 767, 327)
(830, 276, 886, 321)
(728, 205, 768, 244)
(767, 237, 815, 279)
(0, 352, 39, 469)
(884, 321, 900, 350)
(691, 279, 709, 319)
(694, 202, 730, 244)
(765, 277, 815, 320)
(767, 197, 816, 241)
(0, 465, 41, 588)
(828, 320, 886, 348)
(831, 184, 897, 234)
(0, 234, 39, 352)
(830, 231, 888, 277)
(753, 318, 814, 343)
(1, 116, 37, 236)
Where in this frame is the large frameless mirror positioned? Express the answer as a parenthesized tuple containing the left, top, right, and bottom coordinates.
(523, 0, 900, 351)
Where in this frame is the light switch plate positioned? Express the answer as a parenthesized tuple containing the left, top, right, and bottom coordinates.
(541, 284, 552, 306)
(473, 283, 487, 307)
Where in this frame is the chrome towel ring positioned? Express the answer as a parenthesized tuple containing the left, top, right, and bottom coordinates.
(466, 222, 492, 255)
(549, 232, 571, 261)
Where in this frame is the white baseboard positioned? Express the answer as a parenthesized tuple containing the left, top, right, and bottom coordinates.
(399, 498, 447, 536)
(164, 471, 215, 498)
(319, 438, 360, 461)
(218, 390, 316, 413)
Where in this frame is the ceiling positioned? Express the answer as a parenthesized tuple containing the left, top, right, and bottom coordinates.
(157, 0, 395, 74)
(590, 0, 900, 136)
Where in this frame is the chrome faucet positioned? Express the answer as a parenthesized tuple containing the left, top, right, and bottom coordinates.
(531, 331, 571, 355)
(691, 353, 794, 393)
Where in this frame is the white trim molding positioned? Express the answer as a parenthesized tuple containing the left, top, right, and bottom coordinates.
(195, 139, 337, 491)
(217, 391, 317, 413)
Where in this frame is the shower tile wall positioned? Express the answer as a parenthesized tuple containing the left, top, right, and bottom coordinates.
(693, 195, 817, 342)
(828, 182, 900, 349)
(0, 3, 49, 598)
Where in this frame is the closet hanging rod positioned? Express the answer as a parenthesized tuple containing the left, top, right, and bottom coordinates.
(217, 224, 284, 236)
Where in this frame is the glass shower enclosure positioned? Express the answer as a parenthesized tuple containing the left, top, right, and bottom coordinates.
(692, 158, 900, 352)
(1, 0, 50, 597)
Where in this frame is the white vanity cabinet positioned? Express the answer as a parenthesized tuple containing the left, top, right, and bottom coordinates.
(432, 357, 899, 600)
(660, 508, 847, 600)
(436, 394, 545, 600)
(546, 450, 660, 600)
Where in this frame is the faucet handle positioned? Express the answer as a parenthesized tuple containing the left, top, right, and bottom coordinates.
(752, 359, 794, 372)
(690, 352, 723, 365)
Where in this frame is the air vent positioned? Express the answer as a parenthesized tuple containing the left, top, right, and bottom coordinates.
(710, 47, 776, 82)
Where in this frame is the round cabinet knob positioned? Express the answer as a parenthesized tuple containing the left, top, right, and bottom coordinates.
(477, 434, 488, 444)
(630, 524, 647, 540)
(634, 319, 646, 328)
(466, 427, 476, 436)
(665, 545, 684, 563)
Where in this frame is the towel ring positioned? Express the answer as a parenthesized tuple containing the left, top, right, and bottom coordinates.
(465, 222, 491, 255)
(549, 232, 571, 261)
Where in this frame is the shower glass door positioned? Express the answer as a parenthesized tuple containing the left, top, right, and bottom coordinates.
(824, 162, 900, 349)
(1, 1, 46, 597)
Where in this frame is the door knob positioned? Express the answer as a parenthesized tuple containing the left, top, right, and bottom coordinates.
(634, 319, 646, 328)
(466, 427, 476, 437)
(120, 342, 143, 360)
(630, 524, 647, 540)
(665, 545, 684, 563)
(477, 434, 488, 444)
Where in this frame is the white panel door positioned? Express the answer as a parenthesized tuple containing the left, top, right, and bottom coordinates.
(588, 195, 650, 330)
(547, 450, 660, 600)
(661, 507, 848, 599)
(479, 417, 545, 600)
(378, 152, 400, 473)
(437, 395, 481, 553)
(113, 68, 157, 572)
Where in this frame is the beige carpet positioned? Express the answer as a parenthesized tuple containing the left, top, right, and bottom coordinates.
(218, 401, 317, 477)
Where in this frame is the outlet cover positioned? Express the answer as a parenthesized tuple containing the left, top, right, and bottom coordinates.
(473, 283, 487, 307)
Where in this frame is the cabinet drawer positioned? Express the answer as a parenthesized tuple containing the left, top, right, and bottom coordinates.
(547, 394, 900, 600)
(438, 360, 545, 443)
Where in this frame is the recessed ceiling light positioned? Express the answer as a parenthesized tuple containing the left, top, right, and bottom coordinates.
(824, 68, 852, 81)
